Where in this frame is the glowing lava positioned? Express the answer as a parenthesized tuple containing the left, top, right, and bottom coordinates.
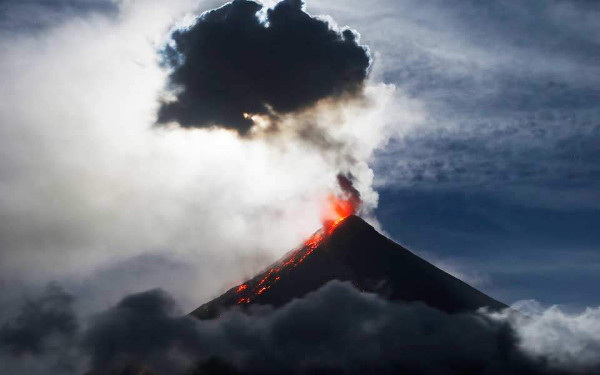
(234, 192, 359, 305)
(236, 230, 326, 304)
(322, 194, 356, 235)
(329, 194, 355, 218)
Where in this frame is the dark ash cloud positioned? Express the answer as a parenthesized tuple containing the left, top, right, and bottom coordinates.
(157, 0, 371, 135)
(337, 173, 361, 212)
(0, 283, 78, 356)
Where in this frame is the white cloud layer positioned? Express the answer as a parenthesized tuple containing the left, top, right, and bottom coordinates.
(491, 301, 600, 372)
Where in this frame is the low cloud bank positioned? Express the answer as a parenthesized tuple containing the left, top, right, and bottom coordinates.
(2, 281, 599, 375)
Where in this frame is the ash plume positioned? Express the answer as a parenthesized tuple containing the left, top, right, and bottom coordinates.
(157, 0, 371, 135)
(337, 173, 362, 214)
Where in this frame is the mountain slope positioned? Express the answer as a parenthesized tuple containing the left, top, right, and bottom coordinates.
(191, 215, 506, 319)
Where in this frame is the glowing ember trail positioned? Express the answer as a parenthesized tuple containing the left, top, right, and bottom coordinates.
(235, 194, 358, 305)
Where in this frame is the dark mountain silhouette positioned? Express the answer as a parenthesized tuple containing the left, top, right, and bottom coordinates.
(192, 215, 506, 319)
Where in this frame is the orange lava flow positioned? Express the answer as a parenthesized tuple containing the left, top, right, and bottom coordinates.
(235, 194, 356, 305)
(235, 224, 344, 304)
(326, 216, 345, 235)
(236, 230, 326, 304)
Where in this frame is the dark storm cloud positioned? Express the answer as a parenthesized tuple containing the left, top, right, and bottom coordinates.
(0, 0, 119, 32)
(157, 0, 371, 134)
(7, 281, 597, 375)
(0, 283, 78, 356)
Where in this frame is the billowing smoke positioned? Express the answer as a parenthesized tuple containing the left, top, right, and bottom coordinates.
(0, 0, 398, 313)
(319, 174, 363, 228)
(157, 0, 387, 226)
(158, 0, 371, 135)
(336, 173, 362, 214)
(2, 282, 600, 375)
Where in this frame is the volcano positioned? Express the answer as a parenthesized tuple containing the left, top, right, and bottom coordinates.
(192, 215, 505, 319)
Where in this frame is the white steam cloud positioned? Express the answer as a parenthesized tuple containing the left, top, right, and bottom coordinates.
(0, 0, 419, 313)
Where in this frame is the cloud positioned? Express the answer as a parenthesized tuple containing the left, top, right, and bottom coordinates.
(0, 0, 402, 319)
(373, 111, 600, 209)
(82, 289, 200, 374)
(295, 0, 600, 209)
(157, 0, 371, 135)
(0, 0, 119, 33)
(193, 281, 535, 375)
(0, 283, 77, 356)
(5, 281, 600, 374)
(3, 1, 596, 372)
(493, 300, 600, 372)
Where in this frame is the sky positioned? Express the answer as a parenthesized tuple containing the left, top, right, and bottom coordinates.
(0, 0, 599, 373)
